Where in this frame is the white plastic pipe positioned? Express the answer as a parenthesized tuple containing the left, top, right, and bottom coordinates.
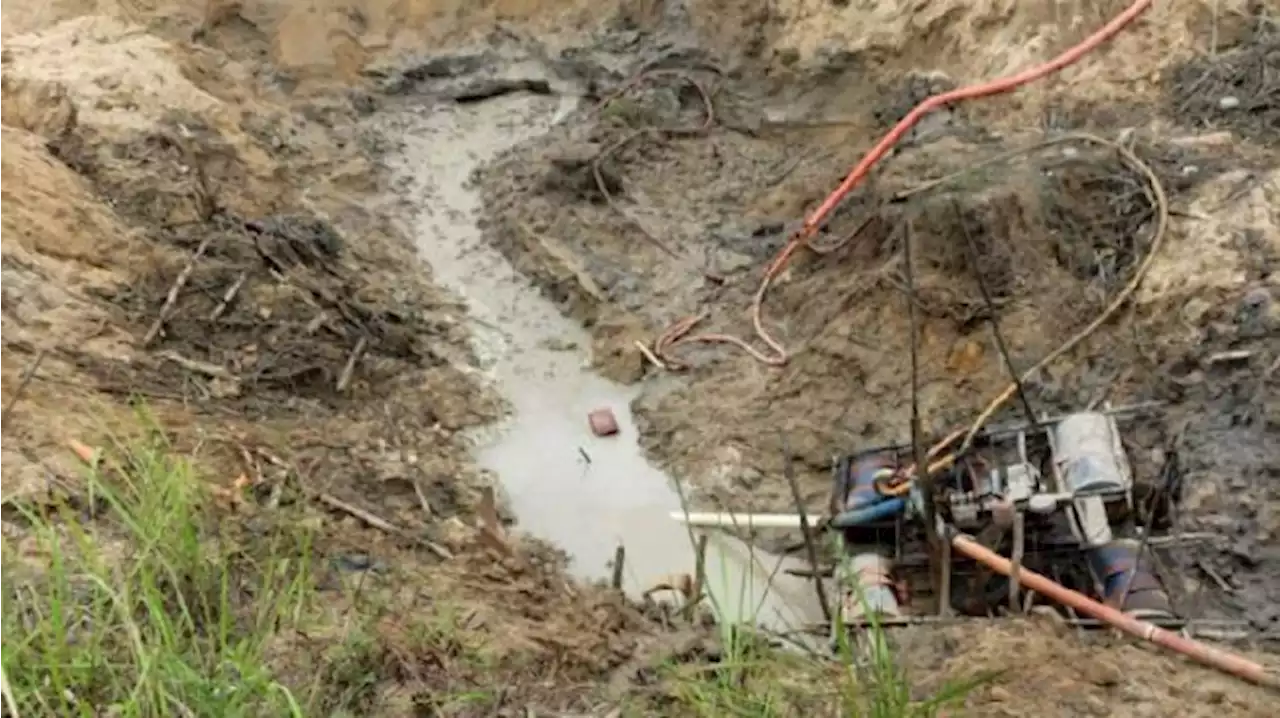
(670, 511, 809, 530)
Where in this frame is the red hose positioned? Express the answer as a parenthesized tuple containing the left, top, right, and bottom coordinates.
(798, 0, 1155, 236)
(659, 0, 1156, 367)
(951, 533, 1277, 688)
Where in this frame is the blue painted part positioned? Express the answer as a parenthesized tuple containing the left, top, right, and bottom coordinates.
(846, 453, 896, 510)
(831, 497, 907, 528)
(1085, 540, 1174, 617)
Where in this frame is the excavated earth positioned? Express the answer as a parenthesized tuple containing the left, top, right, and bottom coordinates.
(2, 0, 1278, 716)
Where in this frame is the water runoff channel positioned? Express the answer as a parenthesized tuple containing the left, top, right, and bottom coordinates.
(381, 85, 824, 635)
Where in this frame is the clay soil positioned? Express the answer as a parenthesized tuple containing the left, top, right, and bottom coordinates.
(2, 0, 1279, 716)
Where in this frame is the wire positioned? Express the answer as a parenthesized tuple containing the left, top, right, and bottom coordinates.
(954, 200, 1040, 428)
(877, 132, 1169, 497)
(656, 0, 1155, 368)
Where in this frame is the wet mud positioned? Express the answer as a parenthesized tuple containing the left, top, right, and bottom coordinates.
(471, 0, 1280, 638)
(373, 84, 823, 630)
(0, 9, 696, 715)
(4, 1, 1280, 716)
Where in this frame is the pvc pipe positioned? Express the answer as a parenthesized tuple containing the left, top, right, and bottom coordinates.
(670, 512, 809, 529)
(831, 497, 907, 528)
(949, 530, 1277, 688)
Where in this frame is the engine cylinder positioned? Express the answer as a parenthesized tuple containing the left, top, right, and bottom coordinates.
(1052, 412, 1132, 495)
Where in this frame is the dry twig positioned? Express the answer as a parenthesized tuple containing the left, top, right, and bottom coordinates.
(781, 434, 831, 623)
(209, 271, 248, 321)
(314, 491, 453, 560)
(611, 544, 626, 590)
(336, 336, 368, 392)
(1, 349, 48, 426)
(143, 234, 214, 346)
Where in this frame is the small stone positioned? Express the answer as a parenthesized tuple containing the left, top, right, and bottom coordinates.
(334, 554, 374, 571)
(588, 408, 620, 437)
(986, 685, 1013, 702)
(538, 337, 578, 351)
(1085, 695, 1109, 716)
(1218, 96, 1241, 109)
(1181, 297, 1213, 325)
(1230, 541, 1259, 567)
(1243, 285, 1272, 305)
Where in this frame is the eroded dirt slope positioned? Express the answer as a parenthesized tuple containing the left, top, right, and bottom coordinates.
(0, 3, 688, 714)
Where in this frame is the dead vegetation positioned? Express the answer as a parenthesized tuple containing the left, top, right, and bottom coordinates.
(32, 93, 470, 411)
(3, 0, 1280, 716)
(1165, 12, 1280, 145)
(0, 7, 694, 716)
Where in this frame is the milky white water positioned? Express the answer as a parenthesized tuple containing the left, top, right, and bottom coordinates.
(384, 92, 825, 631)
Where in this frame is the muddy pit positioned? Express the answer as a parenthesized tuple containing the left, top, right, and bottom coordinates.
(474, 0, 1280, 631)
(371, 84, 823, 629)
(3, 0, 1279, 716)
(470, 0, 1278, 709)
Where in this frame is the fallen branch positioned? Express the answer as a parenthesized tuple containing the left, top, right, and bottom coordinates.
(158, 351, 237, 381)
(208, 271, 248, 321)
(634, 339, 668, 371)
(314, 491, 453, 560)
(143, 234, 214, 346)
(316, 492, 400, 533)
(1, 349, 47, 426)
(336, 336, 369, 392)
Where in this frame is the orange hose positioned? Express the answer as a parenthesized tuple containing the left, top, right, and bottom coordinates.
(951, 532, 1277, 688)
(657, 0, 1155, 368)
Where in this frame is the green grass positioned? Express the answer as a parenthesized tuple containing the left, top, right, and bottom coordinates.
(1, 429, 315, 717)
(650, 535, 989, 717)
(2, 425, 988, 717)
(652, 604, 983, 717)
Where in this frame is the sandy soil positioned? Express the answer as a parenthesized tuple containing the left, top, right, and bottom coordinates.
(3, 0, 1278, 715)
(0, 2, 674, 714)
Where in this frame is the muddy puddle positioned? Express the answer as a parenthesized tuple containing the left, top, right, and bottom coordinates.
(380, 92, 824, 632)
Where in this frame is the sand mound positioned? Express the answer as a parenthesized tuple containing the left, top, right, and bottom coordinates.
(6, 15, 230, 131)
(1, 14, 299, 500)
(0, 125, 146, 501)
